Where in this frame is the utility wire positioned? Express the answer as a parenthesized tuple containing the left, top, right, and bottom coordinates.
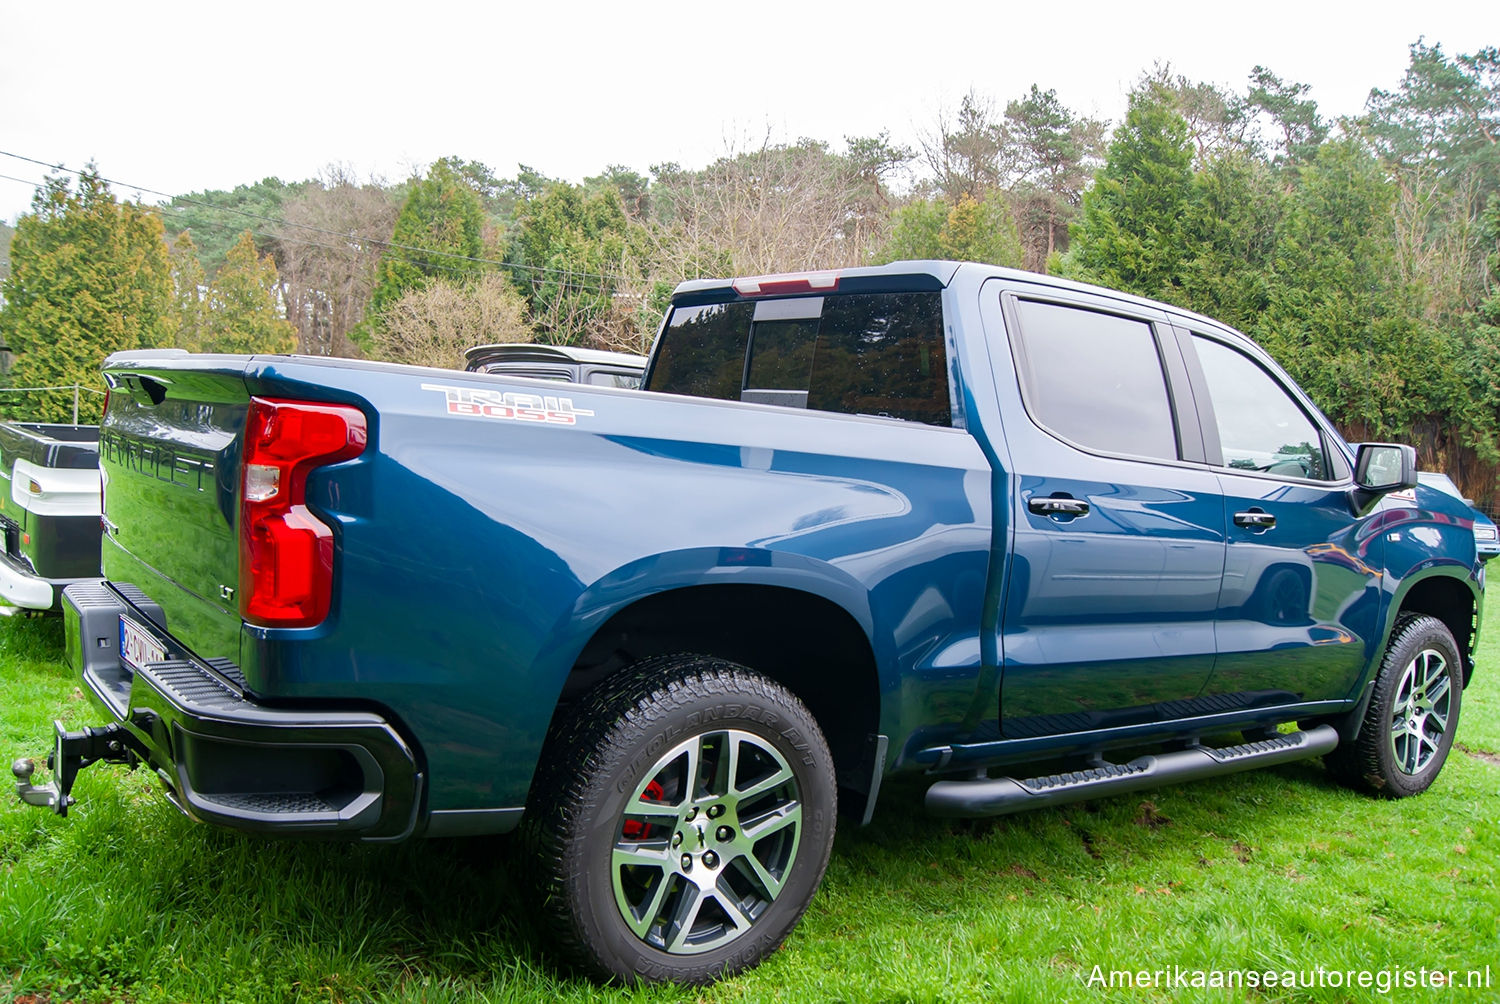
(0, 171, 50, 193)
(0, 149, 633, 287)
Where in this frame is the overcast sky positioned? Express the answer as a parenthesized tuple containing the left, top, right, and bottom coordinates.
(1, 0, 1494, 225)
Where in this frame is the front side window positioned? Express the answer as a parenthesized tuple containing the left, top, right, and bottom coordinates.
(1192, 334, 1330, 481)
(1010, 299, 1179, 461)
(648, 292, 951, 426)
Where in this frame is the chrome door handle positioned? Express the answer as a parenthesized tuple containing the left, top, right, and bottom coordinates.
(1028, 497, 1090, 517)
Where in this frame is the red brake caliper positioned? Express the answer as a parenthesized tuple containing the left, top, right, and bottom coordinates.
(621, 780, 664, 840)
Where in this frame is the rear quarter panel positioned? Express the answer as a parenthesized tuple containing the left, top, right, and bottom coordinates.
(241, 358, 994, 812)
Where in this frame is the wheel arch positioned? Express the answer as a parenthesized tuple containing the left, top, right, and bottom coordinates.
(1390, 570, 1480, 686)
(543, 578, 886, 823)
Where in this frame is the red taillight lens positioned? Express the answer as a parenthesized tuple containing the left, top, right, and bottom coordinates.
(239, 397, 367, 628)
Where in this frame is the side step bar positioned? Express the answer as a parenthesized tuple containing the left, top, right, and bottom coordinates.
(925, 725, 1339, 818)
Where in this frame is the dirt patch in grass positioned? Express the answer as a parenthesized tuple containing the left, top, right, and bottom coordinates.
(1133, 800, 1172, 829)
(1458, 743, 1500, 767)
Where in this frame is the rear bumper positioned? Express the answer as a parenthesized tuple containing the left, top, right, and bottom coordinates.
(0, 553, 64, 609)
(62, 581, 424, 840)
(0, 507, 104, 610)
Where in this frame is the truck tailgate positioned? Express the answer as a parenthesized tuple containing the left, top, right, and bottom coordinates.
(99, 360, 253, 662)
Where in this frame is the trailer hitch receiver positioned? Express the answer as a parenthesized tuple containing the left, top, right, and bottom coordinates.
(13, 720, 140, 815)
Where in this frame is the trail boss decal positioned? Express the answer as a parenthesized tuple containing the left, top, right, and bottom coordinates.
(420, 384, 595, 425)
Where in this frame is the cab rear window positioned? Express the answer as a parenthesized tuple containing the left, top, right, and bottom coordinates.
(648, 292, 951, 426)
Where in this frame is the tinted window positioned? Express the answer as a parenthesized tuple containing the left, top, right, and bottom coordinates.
(649, 292, 950, 426)
(650, 302, 755, 400)
(1192, 335, 1330, 480)
(1012, 299, 1178, 460)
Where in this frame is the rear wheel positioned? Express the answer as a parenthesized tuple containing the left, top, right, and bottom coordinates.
(525, 655, 836, 984)
(1325, 614, 1463, 797)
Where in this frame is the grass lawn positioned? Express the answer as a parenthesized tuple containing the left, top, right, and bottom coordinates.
(2, 600, 1497, 1003)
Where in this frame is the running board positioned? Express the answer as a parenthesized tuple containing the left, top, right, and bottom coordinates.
(924, 725, 1339, 818)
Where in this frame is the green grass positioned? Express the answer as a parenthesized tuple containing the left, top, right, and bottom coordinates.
(3, 601, 1498, 1003)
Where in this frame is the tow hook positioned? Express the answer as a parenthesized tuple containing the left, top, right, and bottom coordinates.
(13, 720, 141, 816)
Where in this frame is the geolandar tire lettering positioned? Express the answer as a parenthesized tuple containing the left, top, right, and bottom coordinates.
(1324, 613, 1463, 798)
(523, 654, 836, 985)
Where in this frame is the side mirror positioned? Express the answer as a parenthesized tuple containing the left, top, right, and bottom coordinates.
(1354, 443, 1417, 491)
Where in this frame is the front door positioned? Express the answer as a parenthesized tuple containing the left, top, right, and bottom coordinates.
(1181, 329, 1382, 707)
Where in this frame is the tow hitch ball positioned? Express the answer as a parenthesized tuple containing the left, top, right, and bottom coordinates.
(13, 720, 139, 816)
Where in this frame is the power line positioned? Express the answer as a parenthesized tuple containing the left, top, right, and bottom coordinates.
(0, 149, 634, 287)
(0, 171, 49, 193)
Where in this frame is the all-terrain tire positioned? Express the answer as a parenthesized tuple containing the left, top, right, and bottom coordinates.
(523, 654, 836, 984)
(1324, 614, 1463, 797)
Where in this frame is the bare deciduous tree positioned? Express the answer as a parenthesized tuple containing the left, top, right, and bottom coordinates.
(277, 166, 400, 357)
(919, 90, 1015, 202)
(368, 272, 533, 369)
(647, 136, 897, 279)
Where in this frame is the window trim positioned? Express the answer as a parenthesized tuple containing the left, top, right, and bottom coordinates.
(1176, 326, 1354, 487)
(1000, 290, 1201, 467)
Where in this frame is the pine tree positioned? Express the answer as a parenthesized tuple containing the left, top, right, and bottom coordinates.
(200, 232, 296, 355)
(1177, 151, 1285, 332)
(507, 181, 629, 345)
(0, 169, 172, 422)
(1065, 88, 1195, 301)
(1257, 139, 1448, 438)
(362, 159, 486, 349)
(169, 231, 207, 351)
(879, 193, 1023, 267)
(1456, 195, 1500, 465)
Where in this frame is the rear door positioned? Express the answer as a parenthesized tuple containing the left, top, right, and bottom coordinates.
(1176, 326, 1380, 706)
(994, 288, 1226, 737)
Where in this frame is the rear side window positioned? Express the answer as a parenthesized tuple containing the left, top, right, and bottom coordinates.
(648, 293, 951, 426)
(1010, 299, 1178, 461)
(650, 302, 754, 400)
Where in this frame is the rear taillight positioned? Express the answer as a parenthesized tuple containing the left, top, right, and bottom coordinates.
(239, 397, 367, 628)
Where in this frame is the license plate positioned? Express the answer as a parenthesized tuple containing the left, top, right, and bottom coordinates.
(119, 616, 166, 672)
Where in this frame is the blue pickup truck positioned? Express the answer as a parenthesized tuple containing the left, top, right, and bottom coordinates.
(13, 261, 1489, 984)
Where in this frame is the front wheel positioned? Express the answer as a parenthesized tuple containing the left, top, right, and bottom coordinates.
(1325, 614, 1463, 797)
(524, 655, 836, 984)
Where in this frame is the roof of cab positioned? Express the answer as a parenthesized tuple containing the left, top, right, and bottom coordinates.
(668, 260, 1247, 338)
